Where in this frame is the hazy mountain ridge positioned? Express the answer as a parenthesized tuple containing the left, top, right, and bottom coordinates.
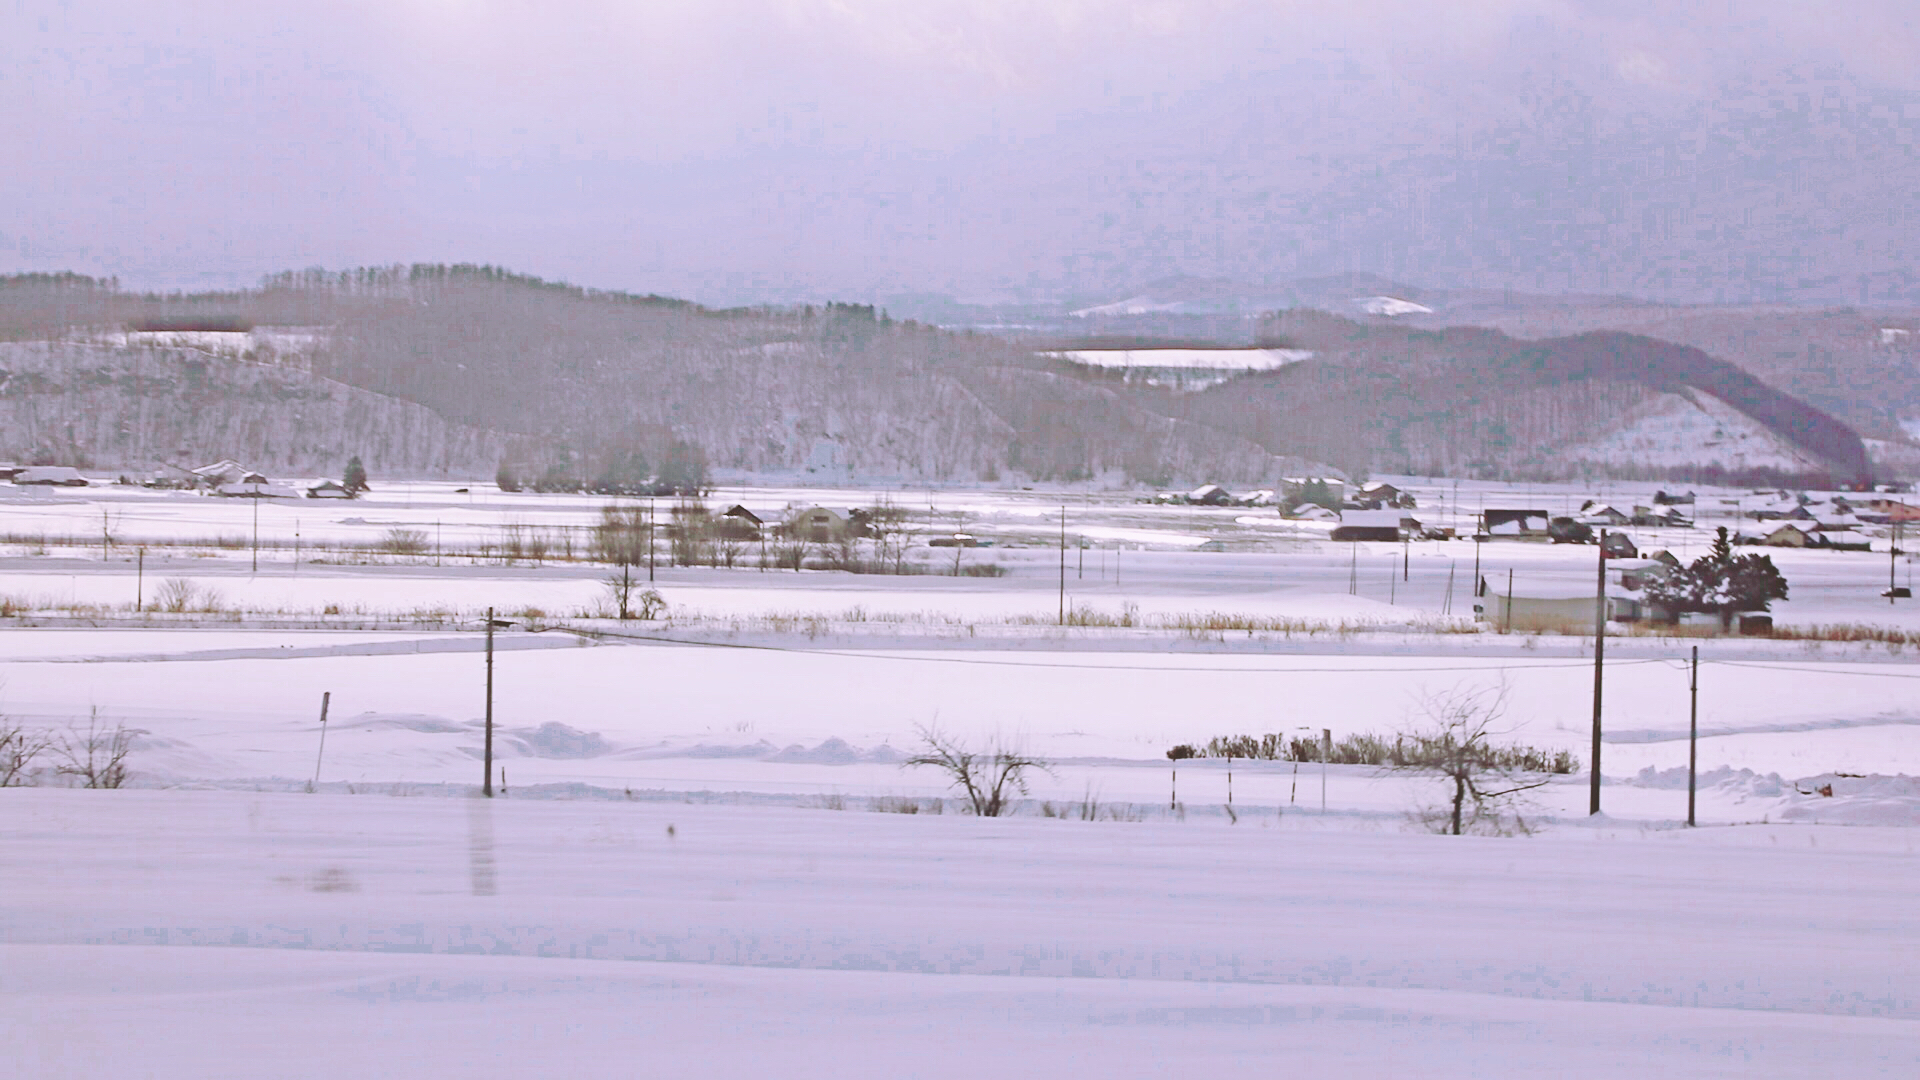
(0, 268, 1891, 487)
(0, 340, 504, 476)
(0, 270, 1321, 485)
(1176, 312, 1874, 484)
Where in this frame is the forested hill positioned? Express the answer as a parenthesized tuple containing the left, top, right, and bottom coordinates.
(0, 269, 1876, 487)
(0, 267, 1312, 486)
(1194, 311, 1872, 484)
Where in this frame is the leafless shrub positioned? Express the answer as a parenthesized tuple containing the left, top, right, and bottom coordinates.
(906, 724, 1051, 817)
(54, 711, 136, 789)
(155, 577, 199, 613)
(636, 588, 667, 620)
(1393, 683, 1552, 836)
(381, 527, 429, 556)
(0, 719, 51, 786)
(870, 795, 941, 814)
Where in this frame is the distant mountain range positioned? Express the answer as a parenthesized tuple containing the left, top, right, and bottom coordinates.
(0, 267, 1902, 488)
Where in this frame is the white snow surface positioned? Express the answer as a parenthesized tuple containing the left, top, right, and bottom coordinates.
(1052, 348, 1313, 371)
(1562, 388, 1828, 473)
(1355, 295, 1434, 316)
(6, 476, 1920, 1074)
(4, 789, 1917, 1078)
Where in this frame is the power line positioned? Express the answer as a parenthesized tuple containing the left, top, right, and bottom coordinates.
(1703, 658, 1920, 680)
(567, 624, 1679, 675)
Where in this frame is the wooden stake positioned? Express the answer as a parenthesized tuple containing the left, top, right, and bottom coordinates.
(310, 691, 331, 792)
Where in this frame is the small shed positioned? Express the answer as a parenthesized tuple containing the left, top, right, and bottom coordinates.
(1187, 483, 1232, 506)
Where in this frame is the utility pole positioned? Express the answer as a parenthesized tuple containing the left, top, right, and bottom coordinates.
(310, 691, 331, 792)
(251, 490, 260, 573)
(1321, 728, 1331, 813)
(1348, 543, 1357, 595)
(1402, 536, 1409, 581)
(647, 497, 656, 582)
(1687, 645, 1699, 828)
(135, 547, 144, 613)
(1058, 506, 1066, 625)
(482, 608, 513, 797)
(1504, 569, 1514, 634)
(1590, 530, 1607, 815)
(1892, 521, 1902, 604)
(1472, 518, 1483, 596)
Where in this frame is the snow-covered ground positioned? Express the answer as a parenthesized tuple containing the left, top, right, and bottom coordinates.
(4, 477, 1916, 1074)
(4, 790, 1916, 1077)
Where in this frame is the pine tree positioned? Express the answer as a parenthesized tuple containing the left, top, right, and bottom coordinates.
(343, 456, 369, 493)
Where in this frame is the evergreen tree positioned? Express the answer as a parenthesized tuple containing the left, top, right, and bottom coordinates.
(1646, 526, 1789, 628)
(343, 456, 369, 493)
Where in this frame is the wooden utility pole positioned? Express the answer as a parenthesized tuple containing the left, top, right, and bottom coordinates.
(1687, 645, 1699, 827)
(251, 491, 260, 573)
(484, 609, 498, 797)
(647, 497, 656, 582)
(1057, 506, 1066, 625)
(1590, 531, 1607, 815)
(1472, 520, 1483, 595)
(1321, 728, 1331, 812)
(135, 547, 144, 612)
(310, 691, 331, 792)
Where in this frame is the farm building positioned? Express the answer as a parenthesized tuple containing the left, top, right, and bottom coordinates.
(1330, 509, 1411, 542)
(13, 466, 87, 486)
(1482, 509, 1551, 540)
(1475, 577, 1634, 632)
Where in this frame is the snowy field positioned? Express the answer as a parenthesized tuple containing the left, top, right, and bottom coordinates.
(5, 789, 1918, 1078)
(3, 476, 1917, 1074)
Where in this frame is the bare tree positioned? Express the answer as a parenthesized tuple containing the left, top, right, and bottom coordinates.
(54, 710, 136, 789)
(605, 564, 640, 620)
(906, 724, 1051, 817)
(0, 718, 51, 786)
(1393, 683, 1552, 836)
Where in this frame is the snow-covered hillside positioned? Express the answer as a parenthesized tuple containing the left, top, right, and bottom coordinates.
(1053, 348, 1313, 390)
(1561, 387, 1830, 473)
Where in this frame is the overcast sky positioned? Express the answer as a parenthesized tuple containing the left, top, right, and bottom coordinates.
(7, 2, 1920, 305)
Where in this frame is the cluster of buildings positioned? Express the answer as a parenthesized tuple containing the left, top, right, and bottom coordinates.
(1, 460, 362, 499)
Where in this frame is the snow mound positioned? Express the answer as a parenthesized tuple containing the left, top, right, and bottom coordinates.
(1630, 766, 1920, 825)
(342, 713, 470, 734)
(505, 722, 612, 760)
(768, 737, 904, 764)
(1629, 765, 1787, 797)
(1774, 773, 1920, 826)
